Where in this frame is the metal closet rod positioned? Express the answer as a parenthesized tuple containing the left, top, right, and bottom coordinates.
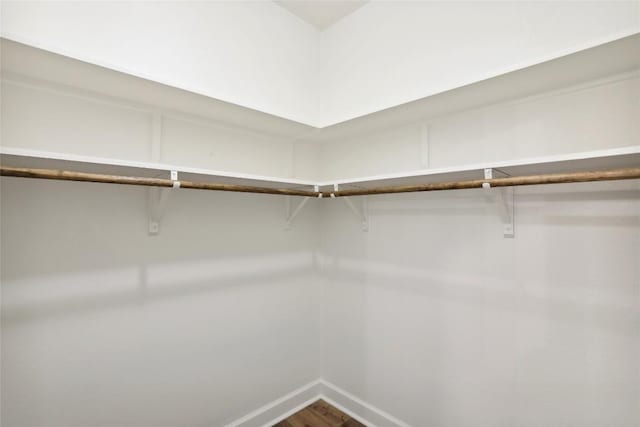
(1, 166, 639, 197)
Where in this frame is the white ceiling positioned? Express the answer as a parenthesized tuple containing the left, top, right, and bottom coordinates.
(275, 1, 368, 31)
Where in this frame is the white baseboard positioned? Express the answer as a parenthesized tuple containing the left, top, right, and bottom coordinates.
(226, 378, 412, 427)
(225, 379, 322, 427)
(319, 379, 412, 427)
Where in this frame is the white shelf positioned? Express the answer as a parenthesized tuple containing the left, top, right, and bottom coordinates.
(0, 147, 317, 190)
(317, 146, 640, 190)
(3, 146, 637, 194)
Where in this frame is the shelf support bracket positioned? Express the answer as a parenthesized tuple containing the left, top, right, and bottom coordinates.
(148, 170, 179, 235)
(285, 196, 310, 230)
(328, 184, 369, 231)
(483, 168, 514, 238)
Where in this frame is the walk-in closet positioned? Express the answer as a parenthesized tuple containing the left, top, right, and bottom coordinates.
(1, 2, 639, 426)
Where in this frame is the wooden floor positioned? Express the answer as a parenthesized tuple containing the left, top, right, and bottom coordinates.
(273, 399, 366, 427)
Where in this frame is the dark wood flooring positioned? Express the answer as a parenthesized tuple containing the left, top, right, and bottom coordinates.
(273, 399, 366, 427)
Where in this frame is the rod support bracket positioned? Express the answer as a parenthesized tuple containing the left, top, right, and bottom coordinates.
(483, 168, 514, 238)
(148, 170, 179, 235)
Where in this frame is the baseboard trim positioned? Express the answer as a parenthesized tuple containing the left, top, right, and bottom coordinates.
(318, 395, 377, 427)
(319, 379, 412, 427)
(225, 379, 322, 427)
(259, 394, 323, 427)
(226, 378, 412, 427)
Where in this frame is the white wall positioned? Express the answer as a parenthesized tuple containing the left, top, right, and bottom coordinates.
(1, 62, 323, 426)
(0, 72, 319, 180)
(314, 67, 640, 426)
(319, 179, 640, 427)
(318, 1, 640, 126)
(0, 1, 320, 126)
(3, 153, 638, 427)
(0, 178, 321, 427)
(319, 64, 640, 427)
(319, 74, 640, 180)
(3, 1, 638, 127)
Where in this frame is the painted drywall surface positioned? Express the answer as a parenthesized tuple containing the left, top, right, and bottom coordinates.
(315, 70, 640, 426)
(0, 179, 321, 427)
(6, 63, 637, 184)
(318, 180, 640, 427)
(0, 1, 319, 126)
(318, 74, 640, 180)
(1, 52, 322, 427)
(0, 76, 318, 180)
(318, 1, 640, 126)
(3, 1, 639, 127)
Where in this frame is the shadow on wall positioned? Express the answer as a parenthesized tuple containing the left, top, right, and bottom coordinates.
(1, 253, 316, 323)
(0, 177, 320, 323)
(318, 252, 638, 334)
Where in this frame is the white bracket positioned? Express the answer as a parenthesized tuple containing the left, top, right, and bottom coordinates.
(327, 183, 369, 231)
(148, 170, 179, 235)
(483, 168, 514, 238)
(343, 195, 369, 232)
(285, 196, 311, 230)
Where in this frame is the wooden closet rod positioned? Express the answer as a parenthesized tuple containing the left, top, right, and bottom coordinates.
(1, 166, 639, 197)
(0, 166, 318, 197)
(322, 167, 640, 197)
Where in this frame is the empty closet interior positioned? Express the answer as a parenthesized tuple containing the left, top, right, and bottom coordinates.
(1, 2, 639, 427)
